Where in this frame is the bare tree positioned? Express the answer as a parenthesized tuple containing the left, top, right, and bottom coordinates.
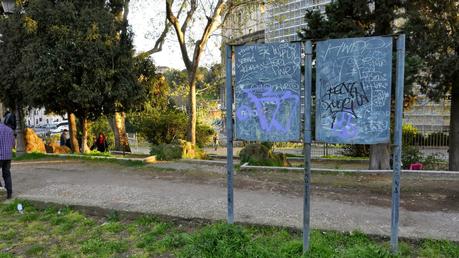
(164, 0, 272, 147)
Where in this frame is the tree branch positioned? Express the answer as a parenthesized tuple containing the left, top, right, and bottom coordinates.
(190, 0, 225, 72)
(143, 0, 188, 56)
(166, 0, 192, 70)
(182, 0, 197, 34)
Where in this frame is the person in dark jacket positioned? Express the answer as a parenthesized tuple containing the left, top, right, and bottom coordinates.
(91, 132, 109, 152)
(3, 111, 16, 131)
(0, 121, 15, 199)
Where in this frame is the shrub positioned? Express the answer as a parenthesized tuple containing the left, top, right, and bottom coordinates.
(423, 153, 448, 170)
(341, 144, 370, 157)
(401, 145, 423, 169)
(150, 140, 208, 161)
(239, 144, 290, 167)
(150, 144, 183, 161)
(138, 110, 187, 145)
(133, 108, 214, 147)
(196, 123, 215, 147)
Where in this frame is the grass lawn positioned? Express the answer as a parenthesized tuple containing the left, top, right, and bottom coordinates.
(13, 153, 145, 168)
(0, 201, 458, 258)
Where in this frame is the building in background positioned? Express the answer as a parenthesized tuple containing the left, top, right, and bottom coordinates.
(25, 108, 67, 128)
(404, 96, 451, 132)
(265, 0, 331, 42)
(220, 0, 331, 108)
(220, 0, 451, 151)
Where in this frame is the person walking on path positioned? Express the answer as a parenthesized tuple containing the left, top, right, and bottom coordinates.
(91, 132, 109, 152)
(3, 110, 16, 131)
(0, 121, 16, 199)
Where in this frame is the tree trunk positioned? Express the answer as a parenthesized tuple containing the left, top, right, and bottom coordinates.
(187, 75, 197, 146)
(81, 116, 90, 153)
(369, 143, 391, 170)
(111, 112, 131, 153)
(68, 112, 80, 153)
(14, 105, 25, 156)
(369, 0, 396, 170)
(449, 81, 459, 171)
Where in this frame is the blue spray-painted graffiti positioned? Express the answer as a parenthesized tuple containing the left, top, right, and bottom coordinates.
(316, 36, 393, 144)
(235, 43, 301, 142)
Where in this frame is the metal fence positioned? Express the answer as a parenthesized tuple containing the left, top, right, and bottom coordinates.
(402, 129, 449, 147)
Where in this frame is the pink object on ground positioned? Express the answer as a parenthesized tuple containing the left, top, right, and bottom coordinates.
(409, 162, 423, 170)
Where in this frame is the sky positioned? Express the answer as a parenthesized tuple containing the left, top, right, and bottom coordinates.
(128, 0, 222, 70)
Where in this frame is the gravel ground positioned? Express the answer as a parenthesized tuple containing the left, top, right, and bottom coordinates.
(8, 160, 459, 242)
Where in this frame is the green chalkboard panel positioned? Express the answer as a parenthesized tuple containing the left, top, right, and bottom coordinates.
(234, 43, 301, 142)
(316, 36, 393, 144)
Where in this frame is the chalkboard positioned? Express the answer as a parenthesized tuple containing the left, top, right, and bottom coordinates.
(234, 43, 301, 142)
(316, 36, 393, 144)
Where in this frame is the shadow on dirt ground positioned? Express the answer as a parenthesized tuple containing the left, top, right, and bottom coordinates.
(12, 159, 459, 214)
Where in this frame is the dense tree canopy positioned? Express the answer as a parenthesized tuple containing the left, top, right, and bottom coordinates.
(0, 10, 28, 109)
(404, 0, 459, 170)
(0, 0, 144, 152)
(20, 0, 143, 118)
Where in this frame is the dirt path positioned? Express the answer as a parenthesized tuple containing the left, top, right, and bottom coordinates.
(9, 160, 459, 242)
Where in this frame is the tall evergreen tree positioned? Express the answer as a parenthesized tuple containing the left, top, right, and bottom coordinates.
(404, 1, 459, 170)
(14, 0, 143, 152)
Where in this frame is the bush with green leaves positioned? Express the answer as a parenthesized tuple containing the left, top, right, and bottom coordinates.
(239, 144, 290, 167)
(341, 144, 370, 158)
(422, 153, 448, 170)
(196, 123, 215, 147)
(150, 144, 183, 161)
(150, 140, 208, 161)
(402, 145, 423, 169)
(133, 108, 214, 147)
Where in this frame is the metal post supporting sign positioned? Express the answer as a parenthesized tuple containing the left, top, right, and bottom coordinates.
(303, 41, 313, 252)
(391, 34, 405, 253)
(225, 45, 234, 224)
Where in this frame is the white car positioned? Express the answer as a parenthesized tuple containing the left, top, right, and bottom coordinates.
(50, 122, 69, 134)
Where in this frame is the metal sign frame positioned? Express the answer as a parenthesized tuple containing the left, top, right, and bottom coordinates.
(224, 34, 405, 254)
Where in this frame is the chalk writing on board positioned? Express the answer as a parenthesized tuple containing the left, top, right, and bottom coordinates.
(235, 43, 301, 142)
(316, 36, 393, 144)
(321, 81, 369, 128)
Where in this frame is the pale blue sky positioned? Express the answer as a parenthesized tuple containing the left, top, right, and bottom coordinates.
(128, 0, 221, 69)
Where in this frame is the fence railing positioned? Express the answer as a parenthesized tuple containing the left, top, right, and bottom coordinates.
(402, 130, 449, 147)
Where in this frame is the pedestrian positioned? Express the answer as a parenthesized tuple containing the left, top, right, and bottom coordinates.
(3, 110, 16, 131)
(0, 120, 16, 199)
(213, 133, 219, 151)
(91, 132, 109, 152)
(60, 129, 69, 146)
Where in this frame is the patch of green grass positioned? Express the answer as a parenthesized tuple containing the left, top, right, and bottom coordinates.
(25, 244, 46, 256)
(419, 240, 459, 257)
(102, 222, 125, 233)
(0, 229, 16, 241)
(82, 150, 113, 157)
(81, 238, 128, 256)
(13, 152, 48, 161)
(0, 202, 457, 257)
